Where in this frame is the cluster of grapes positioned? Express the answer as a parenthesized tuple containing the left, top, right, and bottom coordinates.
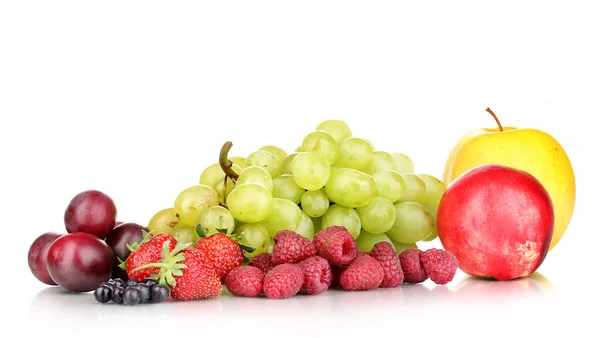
(94, 278, 170, 306)
(145, 120, 446, 259)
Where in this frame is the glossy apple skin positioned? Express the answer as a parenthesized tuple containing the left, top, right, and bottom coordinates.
(47, 232, 115, 292)
(437, 164, 554, 281)
(64, 190, 117, 239)
(28, 232, 63, 285)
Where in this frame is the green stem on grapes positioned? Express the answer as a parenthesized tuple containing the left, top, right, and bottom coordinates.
(486, 107, 504, 132)
(219, 141, 239, 183)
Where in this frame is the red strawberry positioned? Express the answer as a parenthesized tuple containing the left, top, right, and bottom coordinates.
(132, 241, 222, 301)
(122, 232, 177, 282)
(196, 233, 244, 279)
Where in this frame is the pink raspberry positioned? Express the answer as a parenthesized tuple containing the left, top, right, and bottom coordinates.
(249, 253, 275, 274)
(339, 254, 384, 291)
(330, 264, 345, 288)
(315, 226, 357, 266)
(399, 248, 428, 283)
(420, 248, 459, 285)
(370, 242, 404, 288)
(272, 230, 316, 265)
(262, 263, 304, 299)
(296, 256, 332, 295)
(313, 226, 348, 251)
(224, 266, 264, 297)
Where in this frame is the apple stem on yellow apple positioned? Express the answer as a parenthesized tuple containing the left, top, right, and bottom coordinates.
(486, 107, 504, 132)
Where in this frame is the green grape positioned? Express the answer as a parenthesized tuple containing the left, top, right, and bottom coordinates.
(294, 145, 302, 152)
(171, 226, 200, 245)
(295, 211, 315, 240)
(355, 196, 396, 234)
(259, 145, 288, 163)
(372, 169, 406, 203)
(422, 205, 439, 242)
(355, 230, 394, 252)
(364, 138, 375, 149)
(245, 150, 281, 178)
(397, 173, 428, 205)
(301, 131, 339, 165)
(321, 204, 361, 239)
(365, 151, 397, 174)
(392, 153, 414, 173)
(291, 152, 331, 191)
(272, 174, 305, 204)
(227, 183, 273, 223)
(234, 222, 271, 258)
(316, 119, 352, 143)
(174, 185, 219, 226)
(300, 189, 330, 217)
(312, 216, 322, 233)
(197, 205, 235, 235)
(419, 173, 447, 208)
(280, 152, 299, 175)
(199, 162, 242, 187)
(335, 137, 375, 171)
(386, 201, 434, 243)
(230, 156, 247, 169)
(213, 177, 235, 205)
(237, 166, 274, 193)
(261, 198, 302, 237)
(147, 207, 183, 235)
(324, 167, 376, 208)
(390, 239, 417, 254)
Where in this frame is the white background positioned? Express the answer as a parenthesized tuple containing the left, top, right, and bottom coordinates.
(1, 1, 598, 337)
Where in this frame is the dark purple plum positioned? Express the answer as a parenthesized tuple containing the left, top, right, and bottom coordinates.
(64, 190, 117, 239)
(105, 222, 146, 261)
(28, 232, 63, 285)
(47, 232, 115, 293)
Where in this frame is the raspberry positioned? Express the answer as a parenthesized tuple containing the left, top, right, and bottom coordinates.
(330, 264, 345, 288)
(249, 253, 275, 274)
(296, 256, 332, 295)
(369, 242, 404, 288)
(262, 263, 304, 299)
(272, 230, 316, 265)
(224, 266, 264, 297)
(316, 227, 357, 266)
(339, 254, 384, 291)
(399, 248, 428, 283)
(420, 248, 459, 285)
(313, 226, 348, 251)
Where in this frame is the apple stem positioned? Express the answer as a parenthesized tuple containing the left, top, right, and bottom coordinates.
(486, 107, 504, 132)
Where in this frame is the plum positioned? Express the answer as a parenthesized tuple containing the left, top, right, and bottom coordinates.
(105, 222, 147, 280)
(47, 232, 115, 292)
(64, 190, 117, 239)
(28, 232, 63, 285)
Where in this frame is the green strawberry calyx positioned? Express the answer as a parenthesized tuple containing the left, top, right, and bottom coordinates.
(195, 223, 256, 254)
(117, 229, 154, 271)
(131, 240, 192, 288)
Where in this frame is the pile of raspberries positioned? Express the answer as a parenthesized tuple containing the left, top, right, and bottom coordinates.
(223, 226, 459, 299)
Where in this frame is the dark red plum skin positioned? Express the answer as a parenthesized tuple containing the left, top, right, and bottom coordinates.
(47, 232, 115, 292)
(64, 190, 117, 239)
(105, 222, 147, 280)
(28, 232, 63, 285)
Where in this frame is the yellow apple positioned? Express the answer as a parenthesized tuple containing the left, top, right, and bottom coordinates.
(442, 108, 576, 251)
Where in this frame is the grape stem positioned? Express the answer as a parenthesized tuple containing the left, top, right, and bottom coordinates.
(486, 107, 504, 132)
(219, 141, 239, 183)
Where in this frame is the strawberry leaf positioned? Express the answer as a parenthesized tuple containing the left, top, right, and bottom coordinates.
(216, 228, 228, 234)
(196, 224, 207, 238)
(238, 243, 256, 253)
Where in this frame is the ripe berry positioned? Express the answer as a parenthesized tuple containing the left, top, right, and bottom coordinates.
(339, 254, 384, 291)
(151, 284, 170, 303)
(224, 266, 264, 297)
(94, 286, 112, 303)
(296, 256, 332, 295)
(370, 242, 404, 288)
(123, 287, 141, 306)
(399, 248, 428, 284)
(135, 283, 151, 303)
(249, 253, 275, 274)
(112, 286, 125, 304)
(263, 263, 304, 299)
(315, 226, 357, 266)
(420, 248, 459, 285)
(272, 230, 316, 265)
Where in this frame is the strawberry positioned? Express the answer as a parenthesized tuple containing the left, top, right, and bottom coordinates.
(120, 232, 177, 282)
(195, 226, 254, 279)
(132, 241, 222, 300)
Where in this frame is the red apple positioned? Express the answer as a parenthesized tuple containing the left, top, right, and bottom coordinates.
(437, 164, 554, 280)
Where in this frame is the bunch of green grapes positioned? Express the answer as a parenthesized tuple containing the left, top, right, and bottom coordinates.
(145, 119, 447, 259)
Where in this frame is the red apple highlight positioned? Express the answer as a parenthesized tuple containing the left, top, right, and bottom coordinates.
(437, 164, 554, 280)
